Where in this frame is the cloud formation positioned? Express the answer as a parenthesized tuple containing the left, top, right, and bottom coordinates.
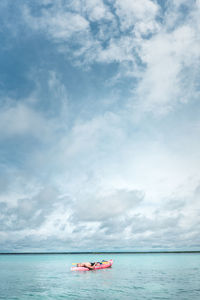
(0, 0, 200, 251)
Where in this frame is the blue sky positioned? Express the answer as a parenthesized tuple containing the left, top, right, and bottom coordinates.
(0, 0, 200, 252)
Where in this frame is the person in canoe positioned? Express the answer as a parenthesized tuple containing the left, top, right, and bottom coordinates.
(76, 261, 101, 270)
(71, 260, 112, 271)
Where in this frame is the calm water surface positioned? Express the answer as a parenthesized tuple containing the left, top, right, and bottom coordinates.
(0, 253, 200, 299)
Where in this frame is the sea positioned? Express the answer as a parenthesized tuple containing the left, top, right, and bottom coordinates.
(0, 253, 200, 299)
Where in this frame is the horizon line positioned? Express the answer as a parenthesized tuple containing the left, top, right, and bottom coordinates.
(0, 251, 200, 255)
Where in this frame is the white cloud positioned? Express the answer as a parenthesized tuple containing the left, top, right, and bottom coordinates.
(0, 71, 69, 141)
(23, 5, 89, 40)
(96, 36, 135, 63)
(22, 0, 200, 115)
(133, 2, 200, 114)
(0, 98, 66, 145)
(74, 189, 143, 221)
(114, 0, 160, 35)
(83, 0, 113, 22)
(1, 90, 200, 250)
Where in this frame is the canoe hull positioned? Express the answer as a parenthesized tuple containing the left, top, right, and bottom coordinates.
(71, 259, 113, 271)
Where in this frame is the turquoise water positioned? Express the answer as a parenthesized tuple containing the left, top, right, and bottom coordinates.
(0, 253, 200, 299)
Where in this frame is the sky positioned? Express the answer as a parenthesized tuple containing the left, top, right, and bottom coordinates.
(0, 0, 200, 252)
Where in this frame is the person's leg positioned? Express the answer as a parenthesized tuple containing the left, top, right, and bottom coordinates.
(83, 263, 95, 270)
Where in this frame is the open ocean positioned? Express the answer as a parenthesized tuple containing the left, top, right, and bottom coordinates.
(0, 253, 200, 299)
